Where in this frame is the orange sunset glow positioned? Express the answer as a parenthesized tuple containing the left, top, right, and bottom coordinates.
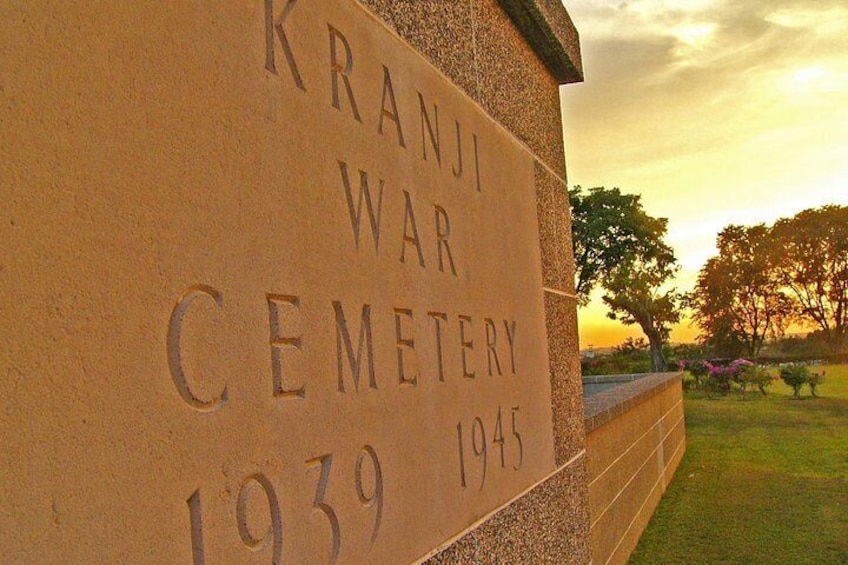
(560, 0, 848, 348)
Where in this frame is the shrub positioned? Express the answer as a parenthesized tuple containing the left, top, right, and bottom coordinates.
(686, 360, 710, 387)
(682, 373, 698, 391)
(780, 363, 809, 399)
(807, 370, 825, 397)
(730, 359, 755, 372)
(737, 365, 774, 397)
(704, 362, 737, 397)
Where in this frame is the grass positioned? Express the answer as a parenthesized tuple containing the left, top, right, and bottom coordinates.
(629, 365, 848, 565)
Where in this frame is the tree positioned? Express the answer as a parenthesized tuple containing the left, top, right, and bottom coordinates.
(614, 337, 649, 356)
(689, 225, 795, 359)
(569, 186, 675, 305)
(569, 186, 681, 372)
(772, 205, 848, 354)
(602, 257, 682, 372)
(698, 315, 746, 359)
(771, 330, 832, 359)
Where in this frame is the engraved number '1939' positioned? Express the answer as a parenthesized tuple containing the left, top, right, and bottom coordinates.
(186, 446, 382, 564)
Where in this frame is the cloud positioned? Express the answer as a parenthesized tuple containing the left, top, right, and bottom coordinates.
(561, 0, 848, 345)
(566, 0, 727, 63)
(563, 0, 848, 169)
(765, 5, 848, 34)
(566, 0, 848, 80)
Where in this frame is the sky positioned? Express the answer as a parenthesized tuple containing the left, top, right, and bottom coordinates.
(559, 0, 848, 349)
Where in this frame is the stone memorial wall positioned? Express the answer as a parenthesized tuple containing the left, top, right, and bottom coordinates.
(1, 1, 586, 562)
(584, 373, 687, 565)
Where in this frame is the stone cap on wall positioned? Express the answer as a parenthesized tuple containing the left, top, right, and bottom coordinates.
(584, 373, 684, 433)
(498, 0, 583, 83)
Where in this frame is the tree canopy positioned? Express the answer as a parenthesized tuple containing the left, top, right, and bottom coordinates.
(569, 186, 681, 371)
(689, 224, 794, 359)
(571, 190, 846, 363)
(772, 205, 848, 354)
(603, 257, 682, 371)
(569, 186, 675, 306)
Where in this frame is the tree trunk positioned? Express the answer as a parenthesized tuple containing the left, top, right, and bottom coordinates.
(647, 333, 668, 373)
(828, 328, 846, 355)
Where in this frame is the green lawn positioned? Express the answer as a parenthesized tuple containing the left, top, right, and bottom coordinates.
(629, 365, 848, 565)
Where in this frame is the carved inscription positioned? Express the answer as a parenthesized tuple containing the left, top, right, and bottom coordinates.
(187, 490, 206, 565)
(264, 0, 305, 90)
(328, 24, 361, 122)
(419, 93, 440, 165)
(167, 285, 228, 412)
(306, 454, 341, 563)
(266, 0, 484, 192)
(394, 308, 417, 386)
(400, 190, 425, 268)
(169, 285, 526, 556)
(333, 301, 376, 393)
(165, 3, 542, 561)
(339, 159, 459, 275)
(378, 66, 405, 147)
(169, 285, 519, 398)
(434, 205, 457, 275)
(338, 161, 384, 253)
(456, 406, 523, 490)
(267, 294, 305, 399)
(458, 315, 475, 379)
(186, 447, 383, 564)
(236, 474, 283, 564)
(355, 446, 384, 547)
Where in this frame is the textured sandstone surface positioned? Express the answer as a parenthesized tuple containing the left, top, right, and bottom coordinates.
(0, 1, 584, 562)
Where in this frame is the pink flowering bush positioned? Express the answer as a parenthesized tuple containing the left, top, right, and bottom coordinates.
(703, 361, 737, 396)
(730, 359, 755, 371)
(683, 358, 777, 399)
(703, 359, 758, 397)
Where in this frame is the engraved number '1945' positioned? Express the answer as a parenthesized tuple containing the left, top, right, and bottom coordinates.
(456, 405, 523, 489)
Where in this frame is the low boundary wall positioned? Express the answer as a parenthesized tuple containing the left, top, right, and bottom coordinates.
(584, 373, 686, 565)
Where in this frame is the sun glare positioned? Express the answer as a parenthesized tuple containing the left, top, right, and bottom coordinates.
(793, 66, 828, 85)
(671, 23, 715, 47)
(782, 65, 847, 95)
